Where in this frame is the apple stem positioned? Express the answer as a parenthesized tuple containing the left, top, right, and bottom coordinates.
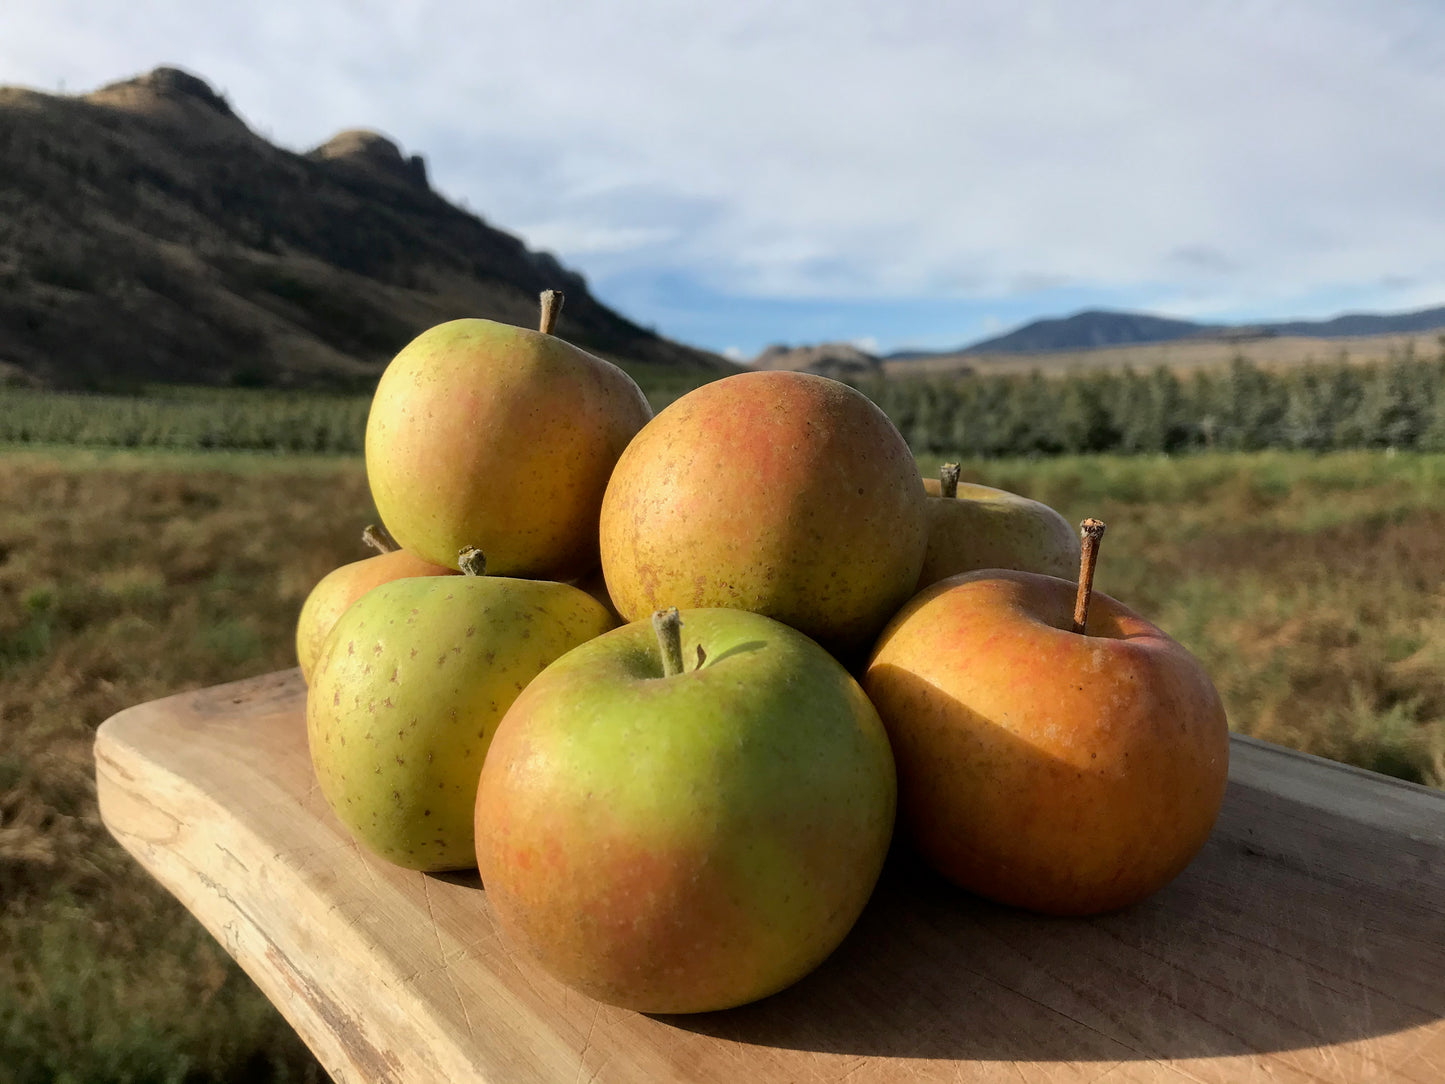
(939, 462, 961, 499)
(1072, 519, 1107, 635)
(458, 547, 487, 577)
(539, 289, 564, 335)
(361, 524, 399, 555)
(652, 607, 686, 677)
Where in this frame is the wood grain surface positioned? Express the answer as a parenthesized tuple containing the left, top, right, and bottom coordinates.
(94, 670, 1445, 1083)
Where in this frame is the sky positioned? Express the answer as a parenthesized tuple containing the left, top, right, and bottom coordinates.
(5, 1, 1445, 360)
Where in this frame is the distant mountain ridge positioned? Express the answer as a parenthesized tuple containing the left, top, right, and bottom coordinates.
(960, 311, 1204, 355)
(0, 66, 727, 390)
(891, 305, 1445, 360)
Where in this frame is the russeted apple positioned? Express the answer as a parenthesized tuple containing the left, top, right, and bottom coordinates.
(567, 566, 623, 624)
(307, 548, 616, 871)
(476, 607, 897, 1013)
(295, 525, 456, 684)
(599, 371, 928, 658)
(917, 463, 1079, 590)
(863, 521, 1229, 915)
(365, 291, 652, 580)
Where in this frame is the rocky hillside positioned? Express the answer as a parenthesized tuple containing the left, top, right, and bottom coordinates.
(0, 67, 728, 390)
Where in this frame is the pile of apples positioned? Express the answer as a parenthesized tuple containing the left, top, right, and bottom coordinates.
(299, 292, 1229, 1015)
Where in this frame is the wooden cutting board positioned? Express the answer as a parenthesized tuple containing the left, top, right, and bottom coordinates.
(95, 669, 1445, 1083)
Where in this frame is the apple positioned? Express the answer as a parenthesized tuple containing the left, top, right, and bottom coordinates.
(916, 463, 1080, 590)
(863, 522, 1229, 915)
(475, 607, 897, 1013)
(295, 525, 455, 684)
(568, 565, 623, 624)
(307, 547, 617, 871)
(365, 291, 652, 580)
(599, 370, 928, 659)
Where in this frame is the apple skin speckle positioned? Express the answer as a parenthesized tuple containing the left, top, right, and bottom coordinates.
(307, 572, 616, 871)
(296, 551, 457, 683)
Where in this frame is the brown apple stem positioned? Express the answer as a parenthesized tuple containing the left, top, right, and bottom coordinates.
(361, 523, 399, 555)
(458, 547, 487, 577)
(539, 289, 564, 334)
(1072, 519, 1107, 635)
(939, 462, 961, 499)
(652, 607, 686, 677)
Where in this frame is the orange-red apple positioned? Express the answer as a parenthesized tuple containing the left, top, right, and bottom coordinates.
(864, 568, 1229, 915)
(599, 370, 928, 657)
(366, 296, 651, 580)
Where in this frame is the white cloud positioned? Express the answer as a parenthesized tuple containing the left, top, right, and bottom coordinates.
(4, 0, 1445, 350)
(519, 222, 677, 258)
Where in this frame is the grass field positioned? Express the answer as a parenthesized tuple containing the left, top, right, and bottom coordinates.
(3, 446, 1444, 1082)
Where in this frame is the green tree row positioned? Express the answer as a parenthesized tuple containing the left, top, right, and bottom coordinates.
(5, 352, 1445, 457)
(0, 386, 370, 453)
(858, 351, 1445, 457)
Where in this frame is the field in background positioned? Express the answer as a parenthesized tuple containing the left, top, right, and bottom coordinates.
(10, 345, 1445, 464)
(888, 330, 1445, 378)
(0, 368, 716, 454)
(3, 447, 1445, 1081)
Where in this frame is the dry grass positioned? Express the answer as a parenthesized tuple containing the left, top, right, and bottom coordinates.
(0, 449, 366, 1083)
(2, 446, 1444, 1081)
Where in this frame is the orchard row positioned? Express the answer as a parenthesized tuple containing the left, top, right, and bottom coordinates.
(859, 349, 1445, 457)
(8, 350, 1445, 456)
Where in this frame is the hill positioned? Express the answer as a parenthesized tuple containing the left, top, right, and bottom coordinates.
(1266, 306, 1445, 338)
(882, 329, 1445, 381)
(954, 310, 1206, 355)
(887, 305, 1445, 362)
(0, 67, 728, 390)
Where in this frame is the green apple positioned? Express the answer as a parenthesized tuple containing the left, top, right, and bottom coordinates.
(307, 549, 616, 871)
(295, 525, 456, 684)
(475, 607, 897, 1013)
(917, 463, 1080, 590)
